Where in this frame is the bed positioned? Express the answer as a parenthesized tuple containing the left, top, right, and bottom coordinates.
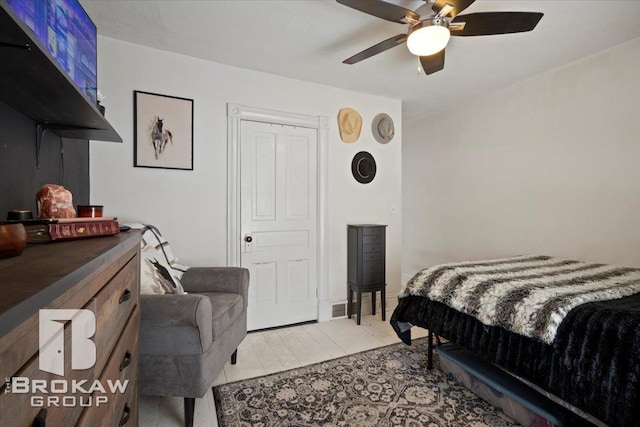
(390, 255, 640, 427)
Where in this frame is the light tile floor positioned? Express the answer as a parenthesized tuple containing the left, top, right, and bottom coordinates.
(139, 306, 428, 427)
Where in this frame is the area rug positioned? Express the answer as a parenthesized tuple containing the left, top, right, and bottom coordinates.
(213, 338, 516, 426)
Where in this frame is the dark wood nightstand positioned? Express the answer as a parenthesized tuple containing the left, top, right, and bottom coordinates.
(347, 224, 387, 325)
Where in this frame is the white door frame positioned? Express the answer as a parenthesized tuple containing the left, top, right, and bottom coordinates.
(227, 103, 329, 316)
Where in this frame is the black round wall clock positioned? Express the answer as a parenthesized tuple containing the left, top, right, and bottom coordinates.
(351, 151, 376, 184)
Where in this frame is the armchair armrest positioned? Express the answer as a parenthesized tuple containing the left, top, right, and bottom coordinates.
(181, 267, 249, 308)
(140, 294, 213, 355)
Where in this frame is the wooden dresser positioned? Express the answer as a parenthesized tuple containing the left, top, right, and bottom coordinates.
(347, 224, 387, 325)
(0, 231, 141, 427)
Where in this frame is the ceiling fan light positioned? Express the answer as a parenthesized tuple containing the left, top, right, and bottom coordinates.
(407, 20, 450, 56)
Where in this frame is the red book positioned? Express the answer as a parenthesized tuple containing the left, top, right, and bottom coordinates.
(25, 220, 120, 242)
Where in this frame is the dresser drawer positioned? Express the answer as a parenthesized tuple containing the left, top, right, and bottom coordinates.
(363, 234, 384, 245)
(77, 307, 139, 427)
(362, 243, 384, 254)
(78, 383, 138, 427)
(93, 255, 139, 375)
(362, 260, 383, 275)
(361, 251, 383, 261)
(361, 271, 385, 287)
(362, 227, 385, 236)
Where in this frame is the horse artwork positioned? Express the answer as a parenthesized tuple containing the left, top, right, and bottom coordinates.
(150, 116, 173, 159)
(134, 91, 193, 170)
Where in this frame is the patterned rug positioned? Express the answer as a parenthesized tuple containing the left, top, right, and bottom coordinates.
(213, 338, 516, 426)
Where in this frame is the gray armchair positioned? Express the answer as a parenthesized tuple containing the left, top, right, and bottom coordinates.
(139, 266, 249, 427)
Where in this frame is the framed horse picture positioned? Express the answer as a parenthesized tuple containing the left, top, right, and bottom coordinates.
(134, 91, 194, 170)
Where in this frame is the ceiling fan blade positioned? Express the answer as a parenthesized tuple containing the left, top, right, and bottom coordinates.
(343, 34, 408, 64)
(451, 12, 543, 36)
(432, 0, 476, 18)
(420, 49, 445, 75)
(414, 2, 433, 17)
(336, 0, 419, 23)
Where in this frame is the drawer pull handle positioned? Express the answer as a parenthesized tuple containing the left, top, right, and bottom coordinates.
(119, 403, 131, 426)
(119, 350, 133, 372)
(119, 289, 132, 304)
(33, 409, 47, 427)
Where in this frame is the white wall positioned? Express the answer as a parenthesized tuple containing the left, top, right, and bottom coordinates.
(403, 37, 640, 280)
(91, 36, 402, 314)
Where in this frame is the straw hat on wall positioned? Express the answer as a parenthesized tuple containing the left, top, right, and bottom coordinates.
(338, 108, 362, 143)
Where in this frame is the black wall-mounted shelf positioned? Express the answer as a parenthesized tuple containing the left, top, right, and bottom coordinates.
(0, 2, 122, 142)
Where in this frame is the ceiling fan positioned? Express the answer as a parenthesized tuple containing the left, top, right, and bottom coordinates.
(337, 0, 543, 75)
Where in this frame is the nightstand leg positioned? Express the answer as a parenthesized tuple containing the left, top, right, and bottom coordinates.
(356, 290, 362, 325)
(372, 291, 376, 316)
(347, 286, 352, 318)
(381, 286, 386, 321)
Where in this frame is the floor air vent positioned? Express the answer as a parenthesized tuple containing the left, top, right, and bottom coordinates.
(332, 303, 346, 318)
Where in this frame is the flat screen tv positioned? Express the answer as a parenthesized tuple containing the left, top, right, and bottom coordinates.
(6, 0, 97, 104)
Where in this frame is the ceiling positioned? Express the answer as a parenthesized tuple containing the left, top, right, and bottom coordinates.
(80, 0, 640, 123)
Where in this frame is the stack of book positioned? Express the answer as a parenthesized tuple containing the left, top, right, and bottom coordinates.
(21, 218, 120, 243)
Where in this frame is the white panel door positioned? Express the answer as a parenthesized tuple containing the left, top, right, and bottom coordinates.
(240, 120, 318, 330)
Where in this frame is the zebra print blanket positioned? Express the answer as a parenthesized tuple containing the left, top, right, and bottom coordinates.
(401, 255, 640, 343)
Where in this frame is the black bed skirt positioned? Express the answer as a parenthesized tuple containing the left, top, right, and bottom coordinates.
(390, 294, 640, 427)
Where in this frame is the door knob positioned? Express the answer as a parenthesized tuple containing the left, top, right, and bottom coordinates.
(245, 236, 253, 243)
